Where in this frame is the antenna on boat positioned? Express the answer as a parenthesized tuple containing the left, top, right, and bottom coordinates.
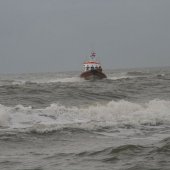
(90, 51, 96, 60)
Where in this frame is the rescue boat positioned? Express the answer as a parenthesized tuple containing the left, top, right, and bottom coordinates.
(80, 52, 107, 80)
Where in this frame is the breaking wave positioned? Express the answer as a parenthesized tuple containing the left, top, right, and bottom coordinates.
(11, 77, 83, 85)
(0, 99, 170, 133)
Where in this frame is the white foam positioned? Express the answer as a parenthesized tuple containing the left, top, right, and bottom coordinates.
(108, 75, 132, 80)
(12, 80, 27, 85)
(0, 99, 170, 132)
(44, 77, 83, 83)
(107, 72, 136, 80)
(11, 77, 83, 85)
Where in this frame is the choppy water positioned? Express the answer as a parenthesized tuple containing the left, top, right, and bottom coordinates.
(0, 67, 170, 170)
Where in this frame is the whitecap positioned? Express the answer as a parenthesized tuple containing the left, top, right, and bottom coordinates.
(0, 99, 170, 132)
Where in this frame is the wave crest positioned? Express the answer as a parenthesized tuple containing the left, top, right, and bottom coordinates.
(0, 99, 170, 132)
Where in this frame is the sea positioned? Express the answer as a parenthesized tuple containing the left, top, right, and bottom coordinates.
(0, 67, 170, 170)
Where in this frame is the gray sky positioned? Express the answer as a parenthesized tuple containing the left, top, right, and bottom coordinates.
(0, 0, 170, 73)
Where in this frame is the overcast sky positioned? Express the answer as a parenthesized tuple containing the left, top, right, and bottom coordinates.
(0, 0, 170, 73)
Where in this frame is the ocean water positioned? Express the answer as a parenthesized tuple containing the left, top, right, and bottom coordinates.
(0, 67, 170, 170)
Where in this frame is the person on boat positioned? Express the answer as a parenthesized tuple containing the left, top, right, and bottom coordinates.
(98, 66, 102, 72)
(86, 65, 89, 71)
(95, 66, 98, 70)
(91, 65, 94, 70)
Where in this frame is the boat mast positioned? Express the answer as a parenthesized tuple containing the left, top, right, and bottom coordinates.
(89, 51, 96, 61)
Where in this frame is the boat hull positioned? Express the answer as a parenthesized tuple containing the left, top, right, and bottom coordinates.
(80, 70, 107, 80)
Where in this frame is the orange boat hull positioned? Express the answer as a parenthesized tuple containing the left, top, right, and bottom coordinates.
(80, 70, 107, 80)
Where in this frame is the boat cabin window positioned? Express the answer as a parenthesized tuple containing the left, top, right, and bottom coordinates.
(84, 65, 102, 71)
